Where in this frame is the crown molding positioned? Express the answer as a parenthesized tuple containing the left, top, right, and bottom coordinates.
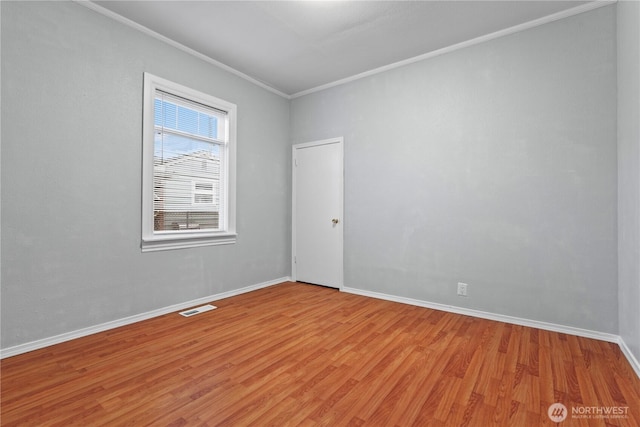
(76, 1, 616, 101)
(74, 0, 291, 99)
(291, 0, 616, 98)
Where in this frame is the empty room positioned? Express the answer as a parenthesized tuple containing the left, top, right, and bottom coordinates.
(1, 0, 639, 426)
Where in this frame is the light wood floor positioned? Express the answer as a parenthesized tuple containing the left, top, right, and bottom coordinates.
(2, 282, 639, 426)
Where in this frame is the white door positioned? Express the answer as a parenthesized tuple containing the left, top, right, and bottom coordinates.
(293, 138, 343, 289)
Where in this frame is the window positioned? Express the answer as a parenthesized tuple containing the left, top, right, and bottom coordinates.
(142, 73, 236, 251)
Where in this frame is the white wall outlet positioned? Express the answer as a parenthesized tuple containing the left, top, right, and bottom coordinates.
(457, 282, 468, 297)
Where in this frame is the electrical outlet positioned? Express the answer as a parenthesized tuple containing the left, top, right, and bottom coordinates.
(457, 282, 468, 297)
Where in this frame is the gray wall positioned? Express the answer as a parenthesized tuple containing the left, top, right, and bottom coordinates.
(0, 1, 628, 352)
(291, 6, 618, 333)
(617, 1, 640, 363)
(1, 1, 291, 348)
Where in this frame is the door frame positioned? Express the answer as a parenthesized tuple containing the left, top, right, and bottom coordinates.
(292, 137, 344, 289)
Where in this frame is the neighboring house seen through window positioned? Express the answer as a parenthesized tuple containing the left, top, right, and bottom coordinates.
(193, 181, 215, 205)
(142, 73, 236, 251)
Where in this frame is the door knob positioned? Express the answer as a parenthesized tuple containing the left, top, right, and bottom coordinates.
(332, 218, 339, 224)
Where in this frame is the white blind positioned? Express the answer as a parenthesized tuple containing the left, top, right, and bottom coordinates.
(153, 90, 227, 232)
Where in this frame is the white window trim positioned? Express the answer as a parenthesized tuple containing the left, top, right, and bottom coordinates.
(141, 72, 236, 252)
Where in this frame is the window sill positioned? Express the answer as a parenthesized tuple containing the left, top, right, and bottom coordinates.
(141, 232, 237, 252)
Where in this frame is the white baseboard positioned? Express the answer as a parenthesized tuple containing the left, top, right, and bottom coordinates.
(342, 287, 621, 343)
(4, 278, 638, 381)
(618, 337, 640, 379)
(0, 277, 290, 359)
(342, 287, 640, 379)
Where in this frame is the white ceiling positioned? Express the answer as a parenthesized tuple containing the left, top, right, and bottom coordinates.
(92, 0, 596, 97)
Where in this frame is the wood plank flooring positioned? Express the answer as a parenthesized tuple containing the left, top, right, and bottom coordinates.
(2, 282, 639, 426)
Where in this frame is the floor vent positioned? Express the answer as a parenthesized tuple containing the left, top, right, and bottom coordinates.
(179, 304, 217, 317)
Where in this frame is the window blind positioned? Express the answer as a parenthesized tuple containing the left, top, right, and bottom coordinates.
(153, 90, 227, 232)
